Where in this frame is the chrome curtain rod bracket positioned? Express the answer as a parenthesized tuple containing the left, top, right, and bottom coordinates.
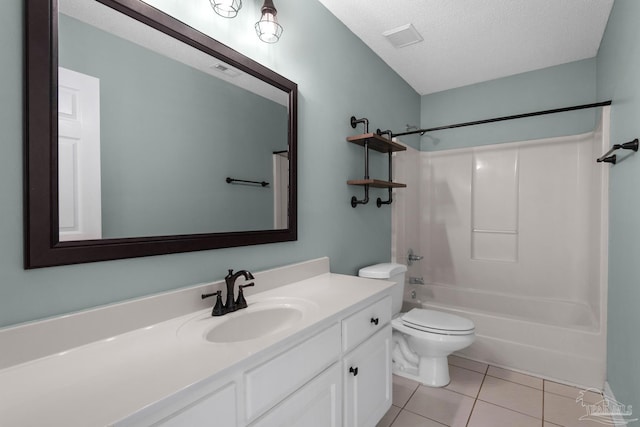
(597, 138, 639, 165)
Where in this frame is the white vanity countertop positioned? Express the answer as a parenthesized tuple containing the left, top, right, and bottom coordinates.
(0, 271, 393, 426)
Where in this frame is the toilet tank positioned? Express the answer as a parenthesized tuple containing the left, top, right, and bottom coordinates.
(358, 263, 407, 315)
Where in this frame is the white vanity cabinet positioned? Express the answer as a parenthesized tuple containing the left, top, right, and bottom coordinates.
(121, 325, 342, 427)
(342, 297, 393, 427)
(252, 295, 394, 427)
(0, 260, 397, 427)
(251, 297, 393, 427)
(117, 297, 392, 427)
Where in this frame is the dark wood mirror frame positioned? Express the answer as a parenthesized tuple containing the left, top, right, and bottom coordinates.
(24, 0, 297, 268)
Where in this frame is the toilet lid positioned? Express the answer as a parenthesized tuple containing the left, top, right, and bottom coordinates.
(401, 308, 475, 335)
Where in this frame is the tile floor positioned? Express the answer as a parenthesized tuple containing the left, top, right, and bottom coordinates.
(377, 355, 612, 427)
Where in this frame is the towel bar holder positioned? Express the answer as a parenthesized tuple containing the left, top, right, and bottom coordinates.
(597, 138, 638, 165)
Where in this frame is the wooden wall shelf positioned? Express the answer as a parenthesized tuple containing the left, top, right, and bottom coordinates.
(347, 179, 407, 188)
(347, 133, 407, 153)
(347, 117, 407, 208)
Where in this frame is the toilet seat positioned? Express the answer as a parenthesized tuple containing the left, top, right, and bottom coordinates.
(399, 308, 475, 336)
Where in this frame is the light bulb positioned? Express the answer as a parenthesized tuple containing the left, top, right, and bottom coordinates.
(210, 0, 242, 18)
(255, 9, 283, 43)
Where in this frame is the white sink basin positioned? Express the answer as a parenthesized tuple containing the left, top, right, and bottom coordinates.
(177, 297, 319, 344)
(206, 307, 303, 343)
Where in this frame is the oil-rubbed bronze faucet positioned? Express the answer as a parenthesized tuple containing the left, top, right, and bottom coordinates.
(202, 269, 255, 316)
(223, 269, 254, 312)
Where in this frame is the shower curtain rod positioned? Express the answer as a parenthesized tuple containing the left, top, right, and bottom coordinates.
(390, 101, 612, 138)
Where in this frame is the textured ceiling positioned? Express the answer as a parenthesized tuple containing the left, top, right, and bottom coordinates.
(317, 0, 614, 95)
(60, 0, 288, 105)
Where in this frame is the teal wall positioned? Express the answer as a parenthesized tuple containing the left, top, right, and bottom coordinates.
(597, 0, 640, 412)
(9, 4, 638, 412)
(0, 0, 419, 328)
(59, 15, 286, 237)
(420, 58, 598, 151)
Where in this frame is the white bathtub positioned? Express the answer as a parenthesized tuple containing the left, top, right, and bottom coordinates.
(404, 283, 606, 389)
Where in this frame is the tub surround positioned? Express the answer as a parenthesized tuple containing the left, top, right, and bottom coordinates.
(392, 111, 609, 389)
(0, 258, 395, 426)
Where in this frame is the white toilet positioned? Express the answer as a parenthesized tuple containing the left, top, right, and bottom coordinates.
(359, 263, 475, 387)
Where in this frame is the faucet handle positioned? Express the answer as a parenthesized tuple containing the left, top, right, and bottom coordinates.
(212, 291, 225, 316)
(203, 290, 226, 317)
(202, 291, 218, 299)
(235, 283, 254, 309)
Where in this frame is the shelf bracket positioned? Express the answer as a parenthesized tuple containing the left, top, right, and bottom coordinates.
(351, 185, 369, 208)
(376, 132, 394, 208)
(350, 116, 373, 208)
(351, 137, 370, 207)
(377, 188, 392, 207)
(350, 116, 369, 134)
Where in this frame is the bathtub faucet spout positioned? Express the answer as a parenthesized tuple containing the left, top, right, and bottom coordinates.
(407, 249, 424, 265)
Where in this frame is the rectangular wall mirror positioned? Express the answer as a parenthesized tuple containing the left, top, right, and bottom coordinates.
(25, 0, 298, 268)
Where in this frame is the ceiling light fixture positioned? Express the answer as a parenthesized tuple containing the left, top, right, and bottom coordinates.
(255, 0, 283, 44)
(210, 0, 242, 18)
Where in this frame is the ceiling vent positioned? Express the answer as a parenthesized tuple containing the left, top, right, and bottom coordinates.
(382, 23, 423, 49)
(211, 63, 242, 77)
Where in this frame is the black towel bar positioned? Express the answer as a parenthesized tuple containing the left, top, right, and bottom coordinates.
(597, 138, 639, 165)
(226, 177, 269, 187)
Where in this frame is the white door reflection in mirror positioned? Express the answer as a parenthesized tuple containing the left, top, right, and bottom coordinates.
(273, 152, 288, 229)
(58, 67, 102, 241)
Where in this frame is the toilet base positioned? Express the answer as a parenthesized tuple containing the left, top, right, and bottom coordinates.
(392, 355, 451, 387)
(418, 356, 450, 387)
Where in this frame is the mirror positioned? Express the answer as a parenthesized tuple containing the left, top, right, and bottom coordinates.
(24, 0, 298, 268)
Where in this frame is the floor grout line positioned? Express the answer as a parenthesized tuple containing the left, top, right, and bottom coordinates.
(484, 366, 544, 391)
(475, 397, 543, 421)
(465, 370, 488, 427)
(399, 406, 449, 426)
(542, 378, 545, 426)
(387, 406, 402, 427)
(542, 387, 604, 400)
(388, 360, 582, 427)
(402, 382, 420, 409)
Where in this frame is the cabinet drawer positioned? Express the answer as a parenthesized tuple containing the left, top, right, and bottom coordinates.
(342, 296, 391, 353)
(244, 323, 341, 422)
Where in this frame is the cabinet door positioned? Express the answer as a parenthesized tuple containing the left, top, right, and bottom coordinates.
(343, 325, 392, 427)
(251, 363, 342, 427)
(244, 323, 341, 422)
